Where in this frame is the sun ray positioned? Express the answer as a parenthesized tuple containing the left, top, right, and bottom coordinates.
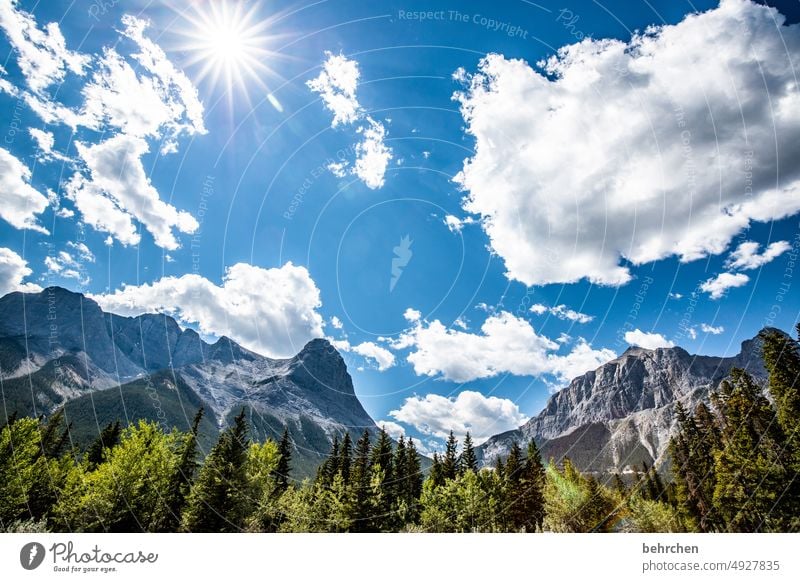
(171, 0, 286, 108)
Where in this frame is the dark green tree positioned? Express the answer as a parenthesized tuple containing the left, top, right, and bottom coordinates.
(460, 432, 477, 474)
(272, 427, 292, 495)
(519, 440, 546, 531)
(711, 369, 791, 532)
(183, 409, 250, 532)
(442, 431, 459, 481)
(350, 429, 372, 531)
(159, 408, 204, 531)
(368, 428, 395, 530)
(339, 432, 352, 485)
(429, 452, 444, 488)
(85, 420, 121, 469)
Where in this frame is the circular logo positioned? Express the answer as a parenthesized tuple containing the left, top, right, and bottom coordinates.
(20, 542, 46, 570)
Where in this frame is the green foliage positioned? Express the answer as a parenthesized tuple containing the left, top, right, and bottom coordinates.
(543, 459, 616, 532)
(4, 327, 798, 533)
(53, 420, 180, 532)
(621, 496, 683, 533)
(182, 409, 251, 532)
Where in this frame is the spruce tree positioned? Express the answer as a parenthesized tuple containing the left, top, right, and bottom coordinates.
(711, 369, 791, 531)
(612, 473, 627, 498)
(272, 427, 292, 495)
(37, 410, 71, 458)
(86, 421, 121, 469)
(760, 329, 800, 461)
(183, 409, 250, 532)
(520, 439, 546, 531)
(442, 431, 459, 480)
(404, 438, 423, 504)
(669, 401, 718, 531)
(160, 408, 204, 531)
(339, 432, 352, 485)
(350, 429, 372, 531)
(368, 428, 395, 530)
(460, 432, 478, 474)
(429, 452, 444, 488)
(393, 436, 408, 501)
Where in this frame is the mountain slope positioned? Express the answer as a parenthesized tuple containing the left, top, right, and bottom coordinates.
(0, 287, 380, 477)
(477, 333, 771, 474)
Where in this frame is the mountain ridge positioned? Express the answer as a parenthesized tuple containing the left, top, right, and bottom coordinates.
(0, 287, 379, 477)
(477, 330, 774, 474)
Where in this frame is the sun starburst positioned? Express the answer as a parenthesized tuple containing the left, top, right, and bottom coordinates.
(176, 0, 280, 106)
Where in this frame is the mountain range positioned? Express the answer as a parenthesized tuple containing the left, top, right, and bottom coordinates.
(477, 333, 770, 475)
(0, 287, 379, 477)
(0, 287, 778, 479)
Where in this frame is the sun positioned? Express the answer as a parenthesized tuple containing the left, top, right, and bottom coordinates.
(177, 1, 279, 104)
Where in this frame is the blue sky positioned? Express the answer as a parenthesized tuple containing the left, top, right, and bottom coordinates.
(1, 0, 799, 453)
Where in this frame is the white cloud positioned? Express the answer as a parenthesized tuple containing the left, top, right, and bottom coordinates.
(352, 341, 396, 371)
(452, 0, 800, 287)
(0, 9, 205, 250)
(725, 240, 791, 270)
(72, 135, 199, 250)
(80, 16, 205, 152)
(306, 51, 361, 127)
(0, 247, 42, 296)
(529, 303, 594, 324)
(394, 310, 615, 383)
(390, 390, 529, 444)
(624, 329, 675, 350)
(327, 160, 348, 178)
(700, 272, 750, 300)
(43, 250, 89, 284)
(90, 262, 325, 358)
(329, 316, 343, 329)
(353, 117, 392, 189)
(28, 128, 66, 162)
(0, 0, 88, 94)
(669, 292, 683, 300)
(308, 52, 392, 189)
(444, 214, 477, 233)
(0, 147, 49, 233)
(64, 173, 140, 247)
(700, 323, 725, 335)
(404, 308, 421, 322)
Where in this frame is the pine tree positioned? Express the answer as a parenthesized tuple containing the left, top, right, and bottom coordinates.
(272, 427, 292, 495)
(460, 432, 477, 474)
(37, 410, 71, 458)
(160, 408, 204, 531)
(404, 438, 423, 505)
(711, 369, 791, 531)
(669, 401, 719, 531)
(442, 431, 459, 481)
(760, 328, 800, 440)
(429, 452, 444, 488)
(86, 421, 121, 469)
(612, 473, 627, 498)
(393, 436, 408, 500)
(642, 462, 659, 501)
(339, 432, 352, 485)
(350, 429, 372, 531)
(368, 428, 395, 530)
(520, 439, 546, 531)
(183, 409, 250, 532)
(319, 437, 340, 487)
(493, 455, 505, 480)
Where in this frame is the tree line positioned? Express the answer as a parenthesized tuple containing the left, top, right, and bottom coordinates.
(1, 327, 797, 533)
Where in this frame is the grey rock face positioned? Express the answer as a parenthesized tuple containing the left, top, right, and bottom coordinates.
(478, 334, 771, 472)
